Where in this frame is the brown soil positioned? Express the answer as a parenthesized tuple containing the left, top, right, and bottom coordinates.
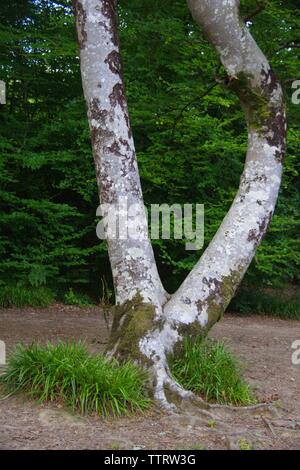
(0, 305, 299, 450)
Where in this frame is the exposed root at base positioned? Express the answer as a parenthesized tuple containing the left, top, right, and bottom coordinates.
(152, 364, 218, 419)
(151, 363, 281, 423)
(210, 401, 281, 411)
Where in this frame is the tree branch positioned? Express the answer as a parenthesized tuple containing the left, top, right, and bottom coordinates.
(73, 0, 168, 307)
(171, 82, 219, 136)
(163, 0, 286, 332)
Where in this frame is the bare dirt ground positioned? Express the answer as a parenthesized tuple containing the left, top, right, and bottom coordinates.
(0, 305, 299, 450)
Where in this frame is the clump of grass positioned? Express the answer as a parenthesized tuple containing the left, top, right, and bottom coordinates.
(176, 443, 205, 450)
(63, 288, 94, 306)
(170, 337, 256, 406)
(0, 285, 54, 308)
(0, 341, 151, 417)
(229, 287, 300, 319)
(238, 438, 253, 450)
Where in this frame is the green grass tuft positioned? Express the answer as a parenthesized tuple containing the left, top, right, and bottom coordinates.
(0, 285, 54, 308)
(0, 341, 151, 417)
(170, 337, 256, 406)
(63, 288, 93, 306)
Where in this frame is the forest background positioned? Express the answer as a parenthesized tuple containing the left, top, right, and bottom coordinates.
(0, 0, 299, 313)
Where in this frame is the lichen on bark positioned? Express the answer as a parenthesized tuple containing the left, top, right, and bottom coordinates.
(173, 268, 243, 347)
(72, 1, 87, 50)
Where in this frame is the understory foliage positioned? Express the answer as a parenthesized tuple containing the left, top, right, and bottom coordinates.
(230, 287, 300, 319)
(170, 338, 256, 405)
(0, 342, 151, 416)
(0, 284, 54, 307)
(0, 1, 299, 301)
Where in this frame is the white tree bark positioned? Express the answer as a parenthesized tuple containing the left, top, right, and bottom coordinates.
(74, 0, 286, 409)
(73, 0, 167, 308)
(164, 0, 287, 336)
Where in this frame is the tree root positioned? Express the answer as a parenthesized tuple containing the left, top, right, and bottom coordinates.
(209, 402, 280, 411)
(151, 362, 283, 424)
(152, 364, 220, 420)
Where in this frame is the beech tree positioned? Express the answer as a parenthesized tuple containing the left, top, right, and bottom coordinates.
(73, 0, 286, 409)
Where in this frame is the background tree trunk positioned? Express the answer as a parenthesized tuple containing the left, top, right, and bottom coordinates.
(74, 0, 286, 409)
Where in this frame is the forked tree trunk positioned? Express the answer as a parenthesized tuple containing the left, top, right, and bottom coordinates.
(73, 0, 286, 409)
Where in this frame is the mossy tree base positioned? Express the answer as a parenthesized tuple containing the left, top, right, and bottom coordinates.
(106, 295, 157, 366)
(105, 294, 224, 410)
